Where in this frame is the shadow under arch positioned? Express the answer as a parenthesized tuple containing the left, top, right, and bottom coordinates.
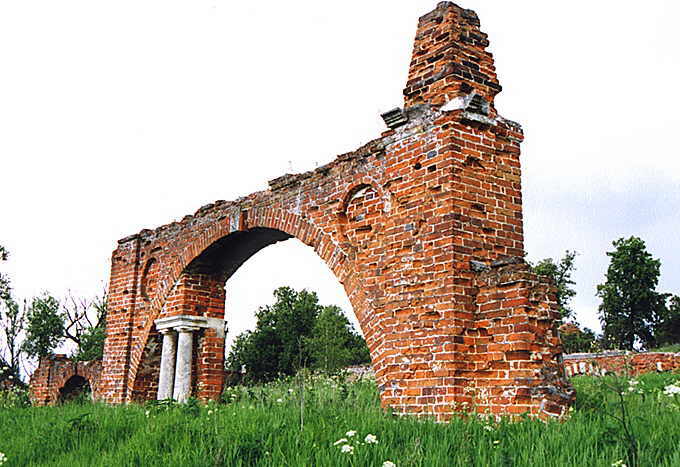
(127, 214, 376, 402)
(58, 375, 91, 404)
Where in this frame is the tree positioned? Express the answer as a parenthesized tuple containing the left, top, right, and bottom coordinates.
(654, 295, 680, 347)
(597, 236, 666, 350)
(0, 298, 26, 375)
(530, 250, 577, 321)
(0, 245, 10, 303)
(63, 291, 107, 361)
(558, 322, 600, 354)
(306, 305, 370, 373)
(22, 293, 64, 359)
(0, 245, 25, 376)
(226, 287, 371, 383)
(227, 287, 321, 383)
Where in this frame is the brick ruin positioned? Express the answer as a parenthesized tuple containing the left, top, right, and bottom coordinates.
(29, 355, 102, 405)
(30, 2, 577, 419)
(565, 351, 680, 377)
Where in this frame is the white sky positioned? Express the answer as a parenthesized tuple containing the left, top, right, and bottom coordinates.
(1, 0, 679, 354)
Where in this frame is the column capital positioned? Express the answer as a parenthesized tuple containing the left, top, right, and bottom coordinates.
(155, 315, 226, 337)
(175, 326, 200, 333)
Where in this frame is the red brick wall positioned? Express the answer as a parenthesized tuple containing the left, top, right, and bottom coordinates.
(88, 1, 572, 420)
(565, 351, 680, 377)
(29, 355, 102, 405)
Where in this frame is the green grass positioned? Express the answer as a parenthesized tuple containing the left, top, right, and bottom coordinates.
(651, 343, 680, 353)
(1, 372, 680, 466)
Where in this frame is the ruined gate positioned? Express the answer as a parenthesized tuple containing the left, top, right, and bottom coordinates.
(95, 2, 573, 419)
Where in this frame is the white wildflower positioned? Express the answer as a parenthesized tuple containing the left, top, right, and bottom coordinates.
(663, 384, 680, 396)
(493, 440, 500, 445)
(383, 462, 396, 467)
(364, 433, 378, 444)
(333, 438, 348, 446)
(276, 398, 283, 403)
(288, 388, 294, 393)
(611, 460, 627, 467)
(0, 452, 6, 466)
(207, 410, 213, 416)
(483, 425, 494, 431)
(145, 410, 150, 418)
(346, 430, 357, 437)
(340, 445, 354, 454)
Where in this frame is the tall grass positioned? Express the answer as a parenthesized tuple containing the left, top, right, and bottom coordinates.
(1, 372, 679, 466)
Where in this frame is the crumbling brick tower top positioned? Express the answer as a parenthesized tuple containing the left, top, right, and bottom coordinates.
(71, 1, 574, 420)
(404, 2, 502, 110)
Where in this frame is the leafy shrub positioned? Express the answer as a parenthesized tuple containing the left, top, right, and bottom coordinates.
(0, 386, 30, 409)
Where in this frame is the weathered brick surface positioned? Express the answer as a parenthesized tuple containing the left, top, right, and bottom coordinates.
(28, 355, 102, 405)
(30, 2, 574, 419)
(565, 351, 680, 377)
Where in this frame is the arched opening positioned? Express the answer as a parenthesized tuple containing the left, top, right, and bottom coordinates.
(58, 375, 91, 404)
(224, 236, 359, 351)
(132, 225, 370, 402)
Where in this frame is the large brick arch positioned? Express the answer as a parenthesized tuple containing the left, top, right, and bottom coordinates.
(123, 211, 375, 402)
(96, 2, 574, 420)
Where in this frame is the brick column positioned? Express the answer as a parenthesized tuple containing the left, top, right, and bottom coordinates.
(100, 235, 142, 404)
(158, 270, 227, 401)
(196, 325, 227, 401)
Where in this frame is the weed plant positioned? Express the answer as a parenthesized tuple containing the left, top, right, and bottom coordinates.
(1, 372, 679, 466)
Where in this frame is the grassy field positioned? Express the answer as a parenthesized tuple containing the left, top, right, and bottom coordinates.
(1, 372, 680, 466)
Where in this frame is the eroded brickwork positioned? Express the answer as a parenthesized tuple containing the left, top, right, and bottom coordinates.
(31, 2, 574, 419)
(29, 355, 101, 405)
(565, 351, 680, 377)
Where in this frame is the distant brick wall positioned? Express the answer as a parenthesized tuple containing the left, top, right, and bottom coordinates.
(29, 355, 102, 405)
(564, 351, 680, 377)
(25, 2, 574, 419)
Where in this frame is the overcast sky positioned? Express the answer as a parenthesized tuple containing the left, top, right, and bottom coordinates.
(1, 0, 678, 354)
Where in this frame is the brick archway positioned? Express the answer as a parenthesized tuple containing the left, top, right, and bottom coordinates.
(29, 356, 101, 405)
(98, 2, 574, 420)
(122, 213, 373, 402)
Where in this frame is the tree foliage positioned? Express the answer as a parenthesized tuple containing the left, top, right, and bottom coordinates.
(654, 295, 680, 348)
(0, 245, 25, 375)
(0, 298, 26, 374)
(306, 305, 370, 373)
(227, 287, 321, 382)
(0, 245, 10, 302)
(64, 292, 107, 361)
(597, 237, 667, 350)
(227, 287, 370, 383)
(559, 323, 600, 354)
(530, 250, 577, 321)
(21, 293, 64, 359)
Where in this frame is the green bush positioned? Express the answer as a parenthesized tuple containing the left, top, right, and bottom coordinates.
(0, 386, 30, 409)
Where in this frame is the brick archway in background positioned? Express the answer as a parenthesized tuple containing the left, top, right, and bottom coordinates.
(29, 356, 101, 405)
(93, 2, 574, 419)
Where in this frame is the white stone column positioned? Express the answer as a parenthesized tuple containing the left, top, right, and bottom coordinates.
(157, 329, 177, 400)
(173, 326, 196, 402)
